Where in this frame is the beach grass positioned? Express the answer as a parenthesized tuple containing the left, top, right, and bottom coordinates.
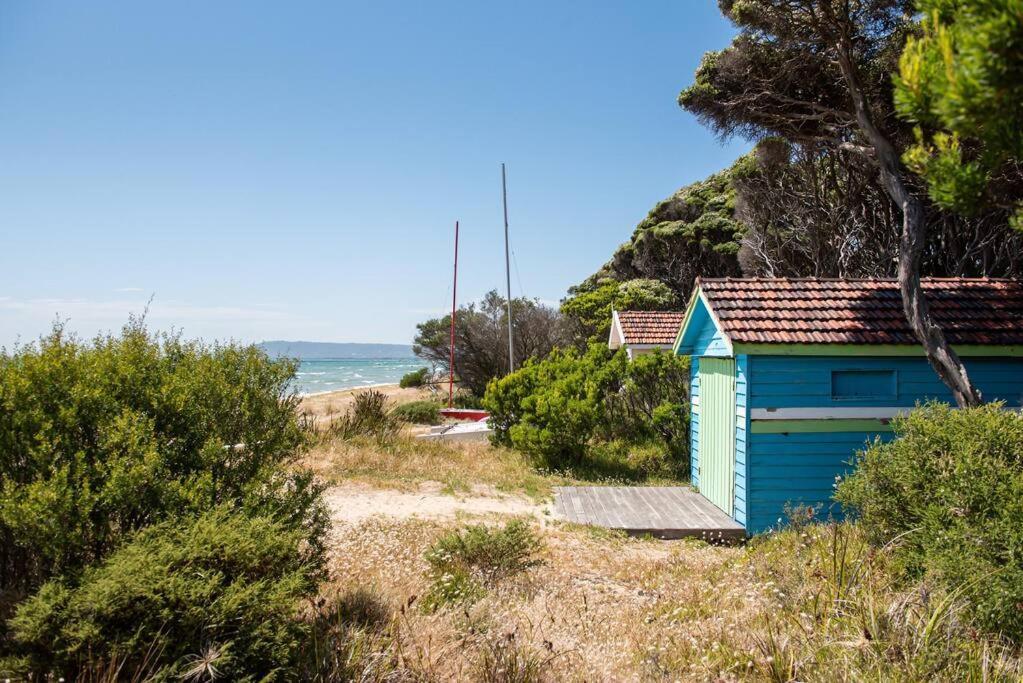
(323, 517, 1023, 681)
(305, 434, 569, 501)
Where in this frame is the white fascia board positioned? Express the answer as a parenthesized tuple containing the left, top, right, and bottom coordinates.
(753, 406, 1023, 420)
(608, 310, 624, 350)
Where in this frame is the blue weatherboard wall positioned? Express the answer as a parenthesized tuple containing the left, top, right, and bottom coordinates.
(747, 356, 1023, 409)
(746, 430, 896, 532)
(742, 355, 1023, 533)
(733, 355, 749, 528)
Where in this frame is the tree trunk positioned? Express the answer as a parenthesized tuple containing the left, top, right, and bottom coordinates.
(835, 45, 982, 407)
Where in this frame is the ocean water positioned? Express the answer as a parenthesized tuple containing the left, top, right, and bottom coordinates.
(293, 358, 428, 395)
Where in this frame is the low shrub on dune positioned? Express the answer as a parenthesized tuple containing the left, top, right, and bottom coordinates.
(399, 367, 431, 388)
(391, 399, 442, 425)
(837, 403, 1023, 642)
(323, 389, 402, 440)
(0, 320, 328, 678)
(10, 508, 319, 678)
(422, 519, 543, 611)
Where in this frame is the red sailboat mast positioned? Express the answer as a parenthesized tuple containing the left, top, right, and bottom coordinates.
(448, 220, 459, 408)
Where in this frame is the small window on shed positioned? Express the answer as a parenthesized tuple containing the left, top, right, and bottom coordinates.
(831, 369, 896, 400)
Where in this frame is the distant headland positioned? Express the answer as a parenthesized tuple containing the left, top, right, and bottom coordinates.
(257, 340, 415, 360)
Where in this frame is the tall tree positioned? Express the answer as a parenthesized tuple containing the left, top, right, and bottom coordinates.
(561, 278, 679, 344)
(413, 291, 571, 397)
(681, 0, 985, 406)
(895, 0, 1023, 226)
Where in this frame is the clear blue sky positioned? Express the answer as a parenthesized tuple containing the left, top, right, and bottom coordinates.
(0, 1, 746, 347)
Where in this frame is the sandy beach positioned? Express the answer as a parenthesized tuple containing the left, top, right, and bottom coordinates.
(299, 382, 438, 422)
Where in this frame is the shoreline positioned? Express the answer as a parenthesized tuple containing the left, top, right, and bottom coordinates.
(299, 382, 436, 422)
(298, 382, 399, 398)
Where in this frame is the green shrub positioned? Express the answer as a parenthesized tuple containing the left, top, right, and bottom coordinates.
(0, 321, 325, 601)
(325, 389, 401, 440)
(610, 350, 691, 475)
(422, 520, 542, 610)
(391, 399, 442, 425)
(9, 508, 319, 678)
(452, 390, 484, 409)
(836, 403, 1023, 641)
(483, 345, 690, 476)
(399, 367, 430, 388)
(483, 345, 624, 468)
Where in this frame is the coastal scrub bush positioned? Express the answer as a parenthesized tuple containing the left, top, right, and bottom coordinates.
(0, 320, 326, 600)
(391, 399, 441, 424)
(560, 278, 679, 344)
(609, 350, 690, 473)
(483, 345, 690, 476)
(422, 520, 542, 611)
(484, 345, 624, 468)
(391, 399, 442, 425)
(325, 389, 401, 440)
(836, 403, 1023, 641)
(0, 320, 328, 675)
(399, 367, 430, 388)
(9, 508, 318, 678)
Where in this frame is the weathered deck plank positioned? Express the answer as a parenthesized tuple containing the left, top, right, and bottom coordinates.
(553, 486, 745, 542)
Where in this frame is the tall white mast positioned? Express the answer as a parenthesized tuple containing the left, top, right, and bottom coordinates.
(501, 163, 514, 374)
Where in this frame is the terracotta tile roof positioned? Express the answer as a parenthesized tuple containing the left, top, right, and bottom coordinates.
(616, 310, 686, 345)
(698, 277, 1023, 345)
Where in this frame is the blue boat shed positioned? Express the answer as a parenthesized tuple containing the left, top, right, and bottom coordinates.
(675, 277, 1023, 534)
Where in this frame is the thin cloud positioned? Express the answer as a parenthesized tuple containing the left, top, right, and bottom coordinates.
(0, 296, 292, 322)
(114, 287, 145, 292)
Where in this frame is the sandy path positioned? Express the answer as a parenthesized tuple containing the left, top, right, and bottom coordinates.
(324, 481, 548, 525)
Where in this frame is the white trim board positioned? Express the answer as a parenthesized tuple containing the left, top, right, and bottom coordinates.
(751, 407, 910, 420)
(608, 310, 625, 350)
(751, 406, 1023, 420)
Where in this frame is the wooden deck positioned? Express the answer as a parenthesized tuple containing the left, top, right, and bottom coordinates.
(553, 486, 746, 542)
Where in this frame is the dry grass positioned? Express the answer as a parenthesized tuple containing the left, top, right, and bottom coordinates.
(305, 434, 572, 501)
(321, 515, 1023, 681)
(326, 516, 748, 680)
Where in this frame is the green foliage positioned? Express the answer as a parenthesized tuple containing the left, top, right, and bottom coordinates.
(483, 345, 625, 468)
(414, 291, 571, 397)
(735, 522, 1023, 681)
(390, 399, 442, 425)
(611, 350, 690, 468)
(9, 508, 318, 678)
(0, 320, 325, 601)
(836, 403, 1023, 641)
(452, 390, 484, 409)
(483, 346, 690, 477)
(399, 367, 430, 388)
(570, 166, 744, 304)
(325, 389, 401, 440)
(560, 278, 678, 344)
(422, 520, 542, 611)
(896, 0, 1023, 222)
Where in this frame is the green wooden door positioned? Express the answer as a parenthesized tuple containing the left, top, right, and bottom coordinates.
(698, 357, 736, 515)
